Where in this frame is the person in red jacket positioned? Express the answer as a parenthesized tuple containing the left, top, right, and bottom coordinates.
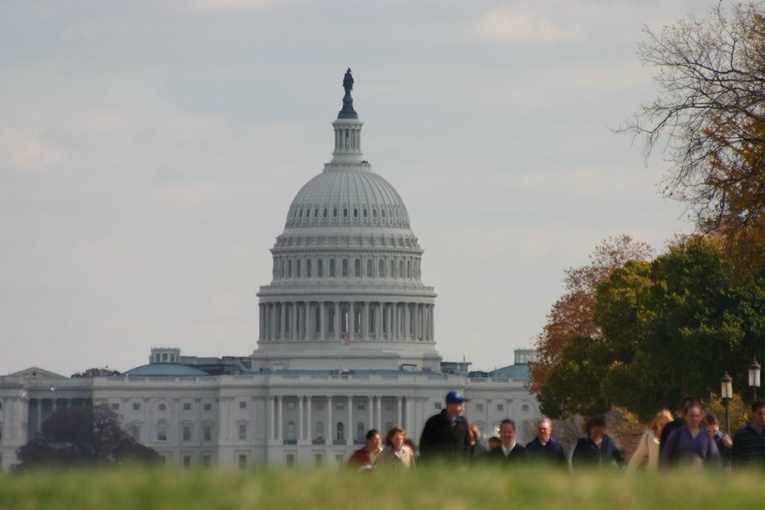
(347, 429, 382, 472)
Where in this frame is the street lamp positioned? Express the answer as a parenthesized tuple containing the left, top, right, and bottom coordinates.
(721, 371, 733, 434)
(749, 358, 761, 402)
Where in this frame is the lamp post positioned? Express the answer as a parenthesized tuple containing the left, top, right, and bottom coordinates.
(749, 358, 761, 402)
(721, 371, 733, 434)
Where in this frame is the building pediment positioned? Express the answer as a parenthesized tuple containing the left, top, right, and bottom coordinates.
(7, 367, 69, 380)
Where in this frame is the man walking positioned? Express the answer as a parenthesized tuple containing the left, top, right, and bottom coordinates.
(526, 417, 567, 466)
(732, 400, 765, 469)
(419, 390, 470, 463)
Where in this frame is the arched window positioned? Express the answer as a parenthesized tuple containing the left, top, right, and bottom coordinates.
(288, 260, 292, 278)
(379, 260, 385, 277)
(329, 259, 336, 277)
(337, 422, 344, 441)
(357, 422, 365, 442)
(318, 259, 324, 277)
(354, 259, 361, 277)
(306, 259, 312, 277)
(367, 259, 373, 277)
(390, 260, 395, 278)
(296, 260, 301, 278)
(342, 259, 348, 277)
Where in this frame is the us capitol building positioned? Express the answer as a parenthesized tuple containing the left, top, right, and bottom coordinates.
(0, 71, 538, 470)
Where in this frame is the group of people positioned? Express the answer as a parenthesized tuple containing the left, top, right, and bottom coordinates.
(348, 390, 765, 472)
(629, 397, 765, 470)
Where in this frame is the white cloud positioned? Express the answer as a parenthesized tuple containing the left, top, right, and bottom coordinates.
(473, 7, 575, 44)
(0, 127, 67, 170)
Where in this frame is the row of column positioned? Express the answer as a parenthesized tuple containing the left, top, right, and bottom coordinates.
(267, 395, 412, 445)
(259, 301, 434, 343)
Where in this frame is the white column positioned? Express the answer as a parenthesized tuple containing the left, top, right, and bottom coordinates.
(403, 303, 408, 339)
(333, 302, 340, 339)
(397, 397, 402, 426)
(291, 302, 298, 340)
(302, 302, 308, 339)
(405, 397, 412, 433)
(347, 396, 353, 445)
(319, 302, 325, 340)
(376, 303, 383, 340)
(393, 304, 399, 340)
(276, 396, 283, 441)
(272, 304, 278, 340)
(367, 396, 373, 433)
(269, 397, 276, 441)
(279, 304, 286, 340)
(327, 396, 333, 444)
(363, 302, 369, 341)
(298, 396, 304, 443)
(375, 397, 382, 432)
(307, 397, 313, 443)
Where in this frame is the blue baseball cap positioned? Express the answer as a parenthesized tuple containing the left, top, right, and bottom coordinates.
(445, 390, 466, 404)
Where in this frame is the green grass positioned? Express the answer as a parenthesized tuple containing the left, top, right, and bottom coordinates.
(0, 465, 760, 510)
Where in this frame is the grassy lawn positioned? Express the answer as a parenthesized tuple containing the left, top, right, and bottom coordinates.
(0, 465, 760, 510)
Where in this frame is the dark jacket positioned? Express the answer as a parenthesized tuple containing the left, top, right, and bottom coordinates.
(418, 410, 470, 463)
(484, 443, 528, 464)
(571, 434, 624, 469)
(526, 436, 567, 465)
(731, 424, 765, 469)
(659, 417, 684, 455)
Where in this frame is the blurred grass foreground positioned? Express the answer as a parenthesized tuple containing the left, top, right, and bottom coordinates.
(0, 465, 762, 510)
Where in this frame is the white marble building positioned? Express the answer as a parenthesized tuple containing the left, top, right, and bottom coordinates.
(0, 73, 538, 470)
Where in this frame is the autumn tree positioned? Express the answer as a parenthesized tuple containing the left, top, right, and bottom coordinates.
(15, 404, 161, 470)
(623, 2, 765, 254)
(530, 235, 653, 393)
(540, 236, 765, 420)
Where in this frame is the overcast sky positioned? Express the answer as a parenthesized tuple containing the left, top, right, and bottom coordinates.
(0, 0, 721, 376)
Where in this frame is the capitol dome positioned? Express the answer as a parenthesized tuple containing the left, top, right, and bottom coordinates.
(252, 71, 440, 372)
(285, 169, 411, 231)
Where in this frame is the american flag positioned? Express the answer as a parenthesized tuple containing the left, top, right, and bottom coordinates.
(340, 334, 350, 345)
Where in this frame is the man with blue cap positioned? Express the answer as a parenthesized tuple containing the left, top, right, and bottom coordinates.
(419, 390, 471, 463)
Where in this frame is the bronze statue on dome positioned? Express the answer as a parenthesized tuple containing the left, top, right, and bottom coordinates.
(343, 68, 354, 97)
(338, 67, 358, 119)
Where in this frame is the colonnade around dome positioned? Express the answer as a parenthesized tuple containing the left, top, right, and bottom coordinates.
(270, 254, 424, 282)
(258, 300, 435, 344)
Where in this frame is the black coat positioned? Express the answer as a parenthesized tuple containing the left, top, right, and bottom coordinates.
(418, 410, 470, 463)
(484, 444, 528, 464)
